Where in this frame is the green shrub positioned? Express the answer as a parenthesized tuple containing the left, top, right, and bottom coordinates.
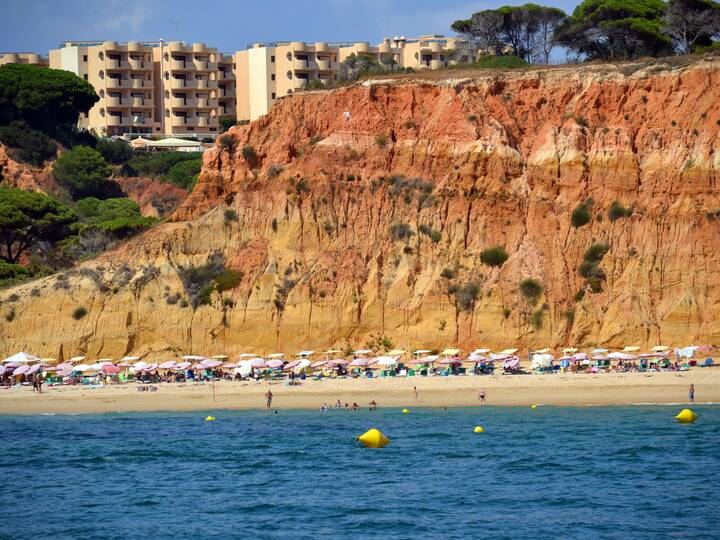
(454, 281, 481, 312)
(96, 216, 157, 238)
(375, 134, 388, 148)
(418, 224, 442, 243)
(389, 222, 413, 241)
(503, 307, 512, 319)
(224, 209, 238, 222)
(583, 243, 610, 263)
(0, 122, 56, 165)
(519, 278, 543, 305)
(166, 159, 201, 190)
(214, 269, 244, 292)
(242, 144, 258, 165)
(480, 245, 509, 268)
(72, 306, 87, 320)
(178, 253, 226, 308)
(122, 151, 198, 178)
(608, 201, 632, 221)
(441, 267, 456, 280)
(219, 115, 236, 133)
(96, 138, 132, 164)
(530, 309, 544, 329)
(571, 203, 592, 228)
(0, 260, 30, 287)
(53, 146, 111, 197)
(75, 197, 141, 224)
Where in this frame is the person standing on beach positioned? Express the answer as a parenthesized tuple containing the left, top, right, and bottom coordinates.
(689, 384, 695, 403)
(478, 388, 486, 405)
(265, 389, 273, 409)
(413, 386, 420, 402)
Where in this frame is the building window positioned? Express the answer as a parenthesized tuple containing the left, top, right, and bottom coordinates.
(271, 92, 276, 99)
(83, 74, 88, 80)
(83, 55, 87, 62)
(270, 55, 275, 62)
(271, 74, 275, 81)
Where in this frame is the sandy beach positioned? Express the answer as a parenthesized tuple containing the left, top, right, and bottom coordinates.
(1, 369, 718, 414)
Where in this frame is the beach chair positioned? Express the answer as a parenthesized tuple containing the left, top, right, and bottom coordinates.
(407, 369, 415, 376)
(702, 358, 714, 367)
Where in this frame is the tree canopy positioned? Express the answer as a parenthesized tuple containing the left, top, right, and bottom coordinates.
(0, 187, 78, 264)
(53, 146, 112, 198)
(554, 0, 673, 60)
(662, 0, 720, 54)
(0, 64, 98, 138)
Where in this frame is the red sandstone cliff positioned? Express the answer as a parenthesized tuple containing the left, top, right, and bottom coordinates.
(1, 58, 719, 358)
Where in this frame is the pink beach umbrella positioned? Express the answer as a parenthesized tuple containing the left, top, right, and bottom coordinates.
(349, 358, 370, 367)
(102, 364, 121, 374)
(329, 359, 349, 366)
(248, 358, 266, 368)
(13, 365, 30, 376)
(283, 360, 301, 370)
(221, 362, 237, 369)
(201, 359, 223, 369)
(26, 364, 42, 375)
(159, 360, 177, 370)
(175, 361, 192, 370)
(439, 357, 462, 365)
(311, 360, 328, 369)
(266, 359, 284, 369)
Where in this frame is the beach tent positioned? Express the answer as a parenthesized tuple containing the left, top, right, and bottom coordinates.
(531, 353, 554, 368)
(2, 352, 40, 364)
(130, 137, 152, 149)
(146, 137, 202, 152)
(374, 356, 397, 367)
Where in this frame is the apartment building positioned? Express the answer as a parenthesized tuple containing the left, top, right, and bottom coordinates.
(217, 53, 236, 118)
(153, 41, 220, 135)
(236, 35, 467, 121)
(0, 52, 48, 67)
(50, 41, 156, 135)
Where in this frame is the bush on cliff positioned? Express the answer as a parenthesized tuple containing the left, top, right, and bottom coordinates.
(571, 202, 592, 228)
(122, 151, 199, 179)
(608, 201, 632, 221)
(0, 121, 56, 165)
(74, 197, 158, 239)
(166, 159, 201, 191)
(53, 146, 112, 198)
(480, 245, 509, 268)
(519, 278, 543, 305)
(96, 138, 132, 164)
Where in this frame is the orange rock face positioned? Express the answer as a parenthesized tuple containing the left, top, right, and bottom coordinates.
(1, 60, 719, 358)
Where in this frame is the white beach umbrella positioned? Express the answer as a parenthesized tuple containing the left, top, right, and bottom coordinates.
(374, 356, 397, 366)
(2, 352, 40, 364)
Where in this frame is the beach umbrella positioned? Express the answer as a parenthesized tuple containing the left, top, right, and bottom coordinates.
(143, 363, 158, 372)
(158, 360, 177, 370)
(201, 359, 223, 369)
(490, 353, 510, 361)
(294, 359, 311, 371)
(73, 364, 92, 372)
(102, 364, 121, 374)
(212, 355, 229, 360)
(182, 355, 206, 361)
(221, 362, 237, 369)
(265, 359, 284, 369)
(175, 361, 192, 370)
(122, 356, 141, 362)
(267, 353, 285, 359)
(237, 353, 258, 358)
(531, 353, 554, 369)
(352, 349, 373, 356)
(349, 358, 370, 367)
(329, 358, 349, 366)
(467, 353, 490, 363)
(249, 358, 266, 368)
(0, 366, 5, 375)
(374, 356, 397, 366)
(13, 365, 31, 376)
(311, 360, 328, 369)
(2, 352, 40, 364)
(572, 352, 588, 360)
(608, 352, 636, 360)
(296, 351, 314, 357)
(283, 360, 301, 370)
(438, 357, 462, 365)
(26, 364, 43, 375)
(69, 355, 86, 363)
(413, 349, 432, 356)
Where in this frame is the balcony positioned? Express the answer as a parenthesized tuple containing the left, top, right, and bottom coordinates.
(129, 58, 151, 70)
(131, 78, 152, 89)
(316, 59, 338, 71)
(193, 59, 218, 71)
(293, 59, 316, 71)
(170, 78, 190, 89)
(171, 115, 192, 127)
(106, 59, 131, 70)
(218, 71, 235, 81)
(197, 116, 209, 127)
(170, 58, 189, 70)
(106, 95, 125, 107)
(196, 97, 218, 108)
(105, 77, 127, 89)
(171, 96, 198, 108)
(105, 115, 128, 127)
(195, 79, 217, 90)
(131, 96, 152, 107)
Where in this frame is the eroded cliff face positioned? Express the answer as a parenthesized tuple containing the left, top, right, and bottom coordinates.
(2, 59, 720, 358)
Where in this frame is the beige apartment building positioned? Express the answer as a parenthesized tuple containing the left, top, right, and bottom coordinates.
(0, 52, 48, 67)
(218, 53, 237, 118)
(153, 41, 221, 136)
(235, 35, 468, 121)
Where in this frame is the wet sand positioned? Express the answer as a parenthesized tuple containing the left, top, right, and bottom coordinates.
(1, 369, 718, 414)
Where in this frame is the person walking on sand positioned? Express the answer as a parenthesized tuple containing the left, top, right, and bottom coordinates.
(689, 384, 695, 404)
(413, 386, 420, 402)
(478, 388, 486, 405)
(265, 389, 273, 409)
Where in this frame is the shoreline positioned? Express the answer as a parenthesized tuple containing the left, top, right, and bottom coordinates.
(1, 370, 718, 415)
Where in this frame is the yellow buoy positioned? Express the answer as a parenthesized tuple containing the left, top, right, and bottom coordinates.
(531, 404, 538, 409)
(205, 416, 216, 421)
(474, 426, 484, 433)
(357, 428, 390, 448)
(402, 408, 410, 414)
(675, 409, 698, 424)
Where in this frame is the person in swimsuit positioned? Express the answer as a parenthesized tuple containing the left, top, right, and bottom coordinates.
(478, 388, 486, 405)
(265, 389, 273, 409)
(689, 384, 695, 403)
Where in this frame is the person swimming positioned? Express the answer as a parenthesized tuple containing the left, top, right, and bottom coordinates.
(369, 400, 377, 411)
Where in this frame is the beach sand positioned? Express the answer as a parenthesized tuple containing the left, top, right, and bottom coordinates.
(1, 369, 719, 414)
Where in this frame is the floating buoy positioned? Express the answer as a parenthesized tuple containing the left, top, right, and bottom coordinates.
(675, 409, 698, 424)
(474, 426, 484, 433)
(205, 416, 216, 421)
(402, 408, 410, 414)
(357, 428, 390, 448)
(531, 404, 538, 409)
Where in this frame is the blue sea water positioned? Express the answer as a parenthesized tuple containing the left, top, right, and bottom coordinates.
(1, 406, 719, 540)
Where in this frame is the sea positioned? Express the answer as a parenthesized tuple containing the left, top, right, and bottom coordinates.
(1, 405, 718, 539)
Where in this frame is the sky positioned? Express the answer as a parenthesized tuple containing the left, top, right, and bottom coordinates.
(1, 0, 580, 55)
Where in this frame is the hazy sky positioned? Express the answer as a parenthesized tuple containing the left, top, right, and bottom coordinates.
(1, 0, 580, 54)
